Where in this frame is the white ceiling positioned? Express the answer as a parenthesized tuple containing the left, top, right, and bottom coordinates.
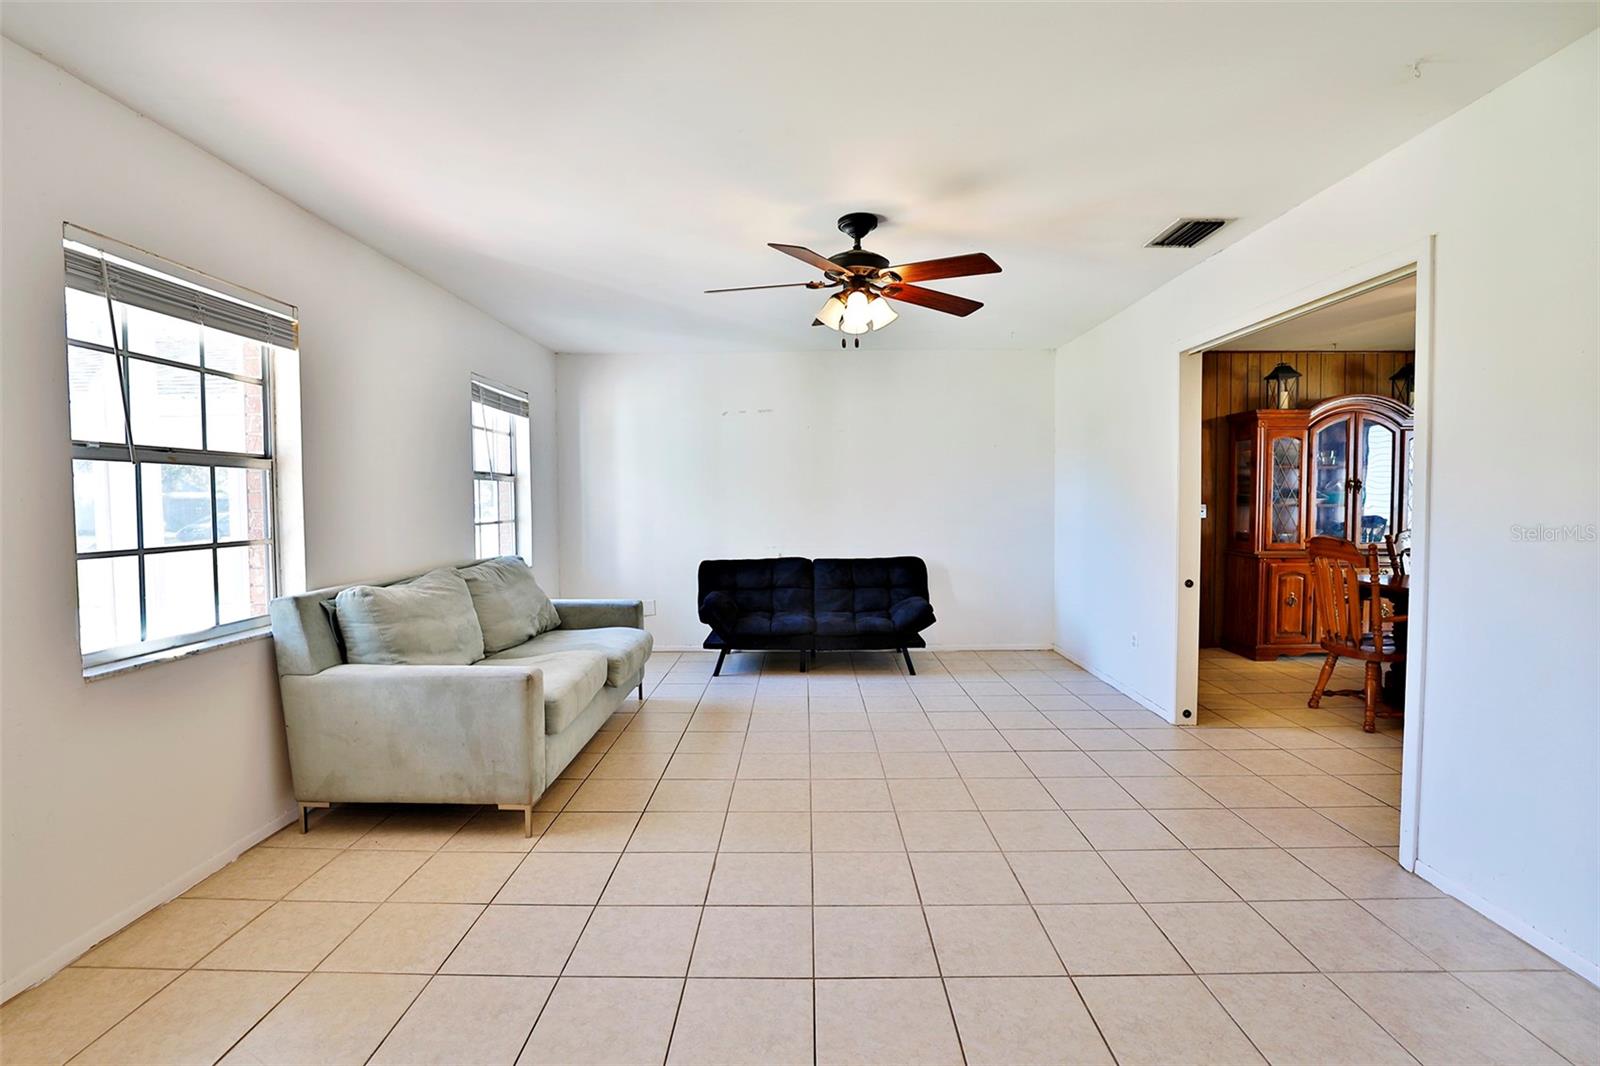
(1218, 275, 1417, 351)
(3, 3, 1594, 354)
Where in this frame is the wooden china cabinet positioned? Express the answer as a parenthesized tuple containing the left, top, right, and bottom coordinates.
(1222, 394, 1413, 660)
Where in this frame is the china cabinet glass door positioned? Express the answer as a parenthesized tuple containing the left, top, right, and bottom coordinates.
(1311, 419, 1350, 539)
(1232, 439, 1253, 542)
(1267, 433, 1303, 547)
(1356, 419, 1396, 545)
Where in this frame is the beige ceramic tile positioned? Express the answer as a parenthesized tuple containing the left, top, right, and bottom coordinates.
(898, 810, 998, 851)
(1075, 975, 1265, 1065)
(909, 851, 1025, 904)
(690, 906, 811, 977)
(286, 850, 430, 903)
(599, 851, 714, 905)
(814, 906, 937, 977)
(184, 848, 337, 900)
(1252, 900, 1438, 971)
(1333, 972, 1568, 1065)
(1041, 778, 1140, 810)
(1287, 846, 1440, 898)
(626, 811, 725, 852)
(667, 978, 813, 1066)
(494, 851, 618, 905)
(517, 977, 682, 1065)
(72, 970, 297, 1066)
(962, 777, 1057, 810)
(349, 810, 473, 851)
(1006, 851, 1132, 904)
(441, 807, 552, 851)
(317, 902, 482, 974)
(1151, 809, 1275, 849)
(811, 779, 894, 811)
(369, 975, 552, 1065)
(0, 967, 177, 1066)
(1036, 904, 1189, 976)
(1190, 776, 1304, 809)
(924, 905, 1064, 976)
(814, 978, 963, 1066)
(1101, 850, 1237, 903)
(1193, 848, 1342, 900)
(261, 809, 385, 850)
(532, 812, 640, 852)
(218, 971, 425, 1065)
(727, 779, 810, 812)
(74, 899, 270, 969)
(565, 777, 658, 813)
(1361, 897, 1559, 970)
(1203, 973, 1416, 1065)
(391, 851, 521, 903)
(439, 904, 590, 976)
(197, 900, 374, 972)
(706, 852, 810, 905)
(886, 778, 975, 811)
(1067, 810, 1183, 850)
(944, 977, 1114, 1066)
(718, 811, 812, 851)
(1260, 774, 1384, 807)
(648, 779, 734, 812)
(565, 906, 700, 976)
(1236, 808, 1365, 848)
(1114, 776, 1220, 809)
(590, 751, 673, 780)
(811, 811, 903, 852)
(1455, 970, 1600, 1066)
(1145, 902, 1312, 973)
(1317, 805, 1401, 847)
(812, 852, 920, 905)
(982, 810, 1090, 851)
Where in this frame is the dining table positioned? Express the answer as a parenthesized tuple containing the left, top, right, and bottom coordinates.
(1358, 572, 1409, 710)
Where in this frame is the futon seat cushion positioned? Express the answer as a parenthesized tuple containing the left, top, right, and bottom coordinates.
(697, 558, 816, 642)
(814, 557, 936, 637)
(491, 627, 654, 688)
(483, 648, 607, 733)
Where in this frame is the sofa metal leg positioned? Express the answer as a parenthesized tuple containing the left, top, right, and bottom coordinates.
(901, 648, 916, 676)
(713, 648, 728, 677)
(638, 681, 645, 701)
(498, 803, 536, 838)
(298, 801, 330, 834)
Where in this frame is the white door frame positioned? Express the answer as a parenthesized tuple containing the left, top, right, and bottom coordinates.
(1173, 237, 1435, 871)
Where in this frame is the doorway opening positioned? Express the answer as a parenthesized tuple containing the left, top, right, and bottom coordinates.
(1176, 250, 1431, 872)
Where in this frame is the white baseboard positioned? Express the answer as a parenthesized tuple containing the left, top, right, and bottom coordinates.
(1413, 860, 1600, 987)
(1051, 644, 1174, 721)
(651, 643, 1056, 654)
(1, 805, 299, 1004)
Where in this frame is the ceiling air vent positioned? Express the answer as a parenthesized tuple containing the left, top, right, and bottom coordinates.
(1146, 218, 1228, 248)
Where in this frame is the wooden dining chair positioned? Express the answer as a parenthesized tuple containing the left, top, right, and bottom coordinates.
(1383, 531, 1409, 577)
(1307, 536, 1406, 732)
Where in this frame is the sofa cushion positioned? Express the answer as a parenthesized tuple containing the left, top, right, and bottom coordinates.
(697, 558, 814, 627)
(481, 649, 607, 734)
(459, 557, 562, 653)
(491, 626, 653, 688)
(334, 568, 486, 665)
(814, 557, 932, 637)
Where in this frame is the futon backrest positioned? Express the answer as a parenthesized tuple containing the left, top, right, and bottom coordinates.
(813, 557, 929, 621)
(697, 557, 815, 618)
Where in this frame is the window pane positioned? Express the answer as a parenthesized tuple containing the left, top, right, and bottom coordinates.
(68, 346, 127, 444)
(128, 359, 202, 448)
(472, 427, 491, 473)
(215, 466, 268, 542)
(77, 556, 141, 653)
(202, 326, 264, 378)
(498, 521, 515, 555)
(123, 304, 199, 364)
(218, 543, 269, 623)
(475, 479, 498, 522)
(476, 523, 499, 559)
(204, 375, 266, 454)
(65, 289, 114, 346)
(145, 548, 215, 639)
(497, 479, 515, 522)
(492, 431, 512, 475)
(471, 400, 488, 430)
(142, 463, 213, 546)
(73, 460, 138, 552)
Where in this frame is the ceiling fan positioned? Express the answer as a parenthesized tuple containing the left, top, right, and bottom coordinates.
(706, 212, 1000, 344)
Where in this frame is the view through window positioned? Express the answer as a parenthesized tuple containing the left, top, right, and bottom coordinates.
(471, 378, 530, 561)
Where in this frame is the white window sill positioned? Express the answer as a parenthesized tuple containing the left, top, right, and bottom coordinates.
(83, 625, 273, 682)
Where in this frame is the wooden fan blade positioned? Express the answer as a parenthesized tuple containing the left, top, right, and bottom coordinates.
(881, 283, 983, 317)
(705, 281, 827, 293)
(884, 253, 1001, 284)
(770, 243, 854, 275)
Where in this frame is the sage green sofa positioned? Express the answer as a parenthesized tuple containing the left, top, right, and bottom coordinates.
(269, 561, 651, 835)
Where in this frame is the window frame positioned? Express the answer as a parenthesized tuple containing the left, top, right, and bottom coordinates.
(65, 242, 289, 672)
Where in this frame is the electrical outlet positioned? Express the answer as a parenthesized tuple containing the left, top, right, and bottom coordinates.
(643, 599, 656, 617)
(1200, 503, 1208, 519)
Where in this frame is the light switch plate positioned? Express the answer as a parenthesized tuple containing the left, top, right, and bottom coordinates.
(643, 599, 656, 616)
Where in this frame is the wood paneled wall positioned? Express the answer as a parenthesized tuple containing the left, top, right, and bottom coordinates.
(1199, 350, 1413, 647)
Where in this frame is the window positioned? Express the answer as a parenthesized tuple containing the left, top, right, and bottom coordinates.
(470, 378, 530, 561)
(64, 230, 298, 672)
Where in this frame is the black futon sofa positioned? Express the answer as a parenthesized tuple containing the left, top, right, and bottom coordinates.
(697, 556, 936, 674)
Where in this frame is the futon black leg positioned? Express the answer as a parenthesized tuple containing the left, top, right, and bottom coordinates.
(713, 648, 728, 677)
(799, 651, 808, 674)
(901, 648, 916, 676)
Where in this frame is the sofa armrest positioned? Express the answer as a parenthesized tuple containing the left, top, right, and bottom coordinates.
(278, 663, 546, 806)
(698, 590, 738, 642)
(553, 599, 644, 630)
(890, 595, 936, 635)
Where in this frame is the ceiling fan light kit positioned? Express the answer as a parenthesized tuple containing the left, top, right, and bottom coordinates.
(706, 211, 1000, 343)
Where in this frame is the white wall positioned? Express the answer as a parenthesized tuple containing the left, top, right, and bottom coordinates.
(557, 349, 1054, 650)
(1054, 33, 1598, 974)
(0, 41, 559, 997)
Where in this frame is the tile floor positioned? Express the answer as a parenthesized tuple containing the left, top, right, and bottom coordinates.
(2, 648, 1596, 1065)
